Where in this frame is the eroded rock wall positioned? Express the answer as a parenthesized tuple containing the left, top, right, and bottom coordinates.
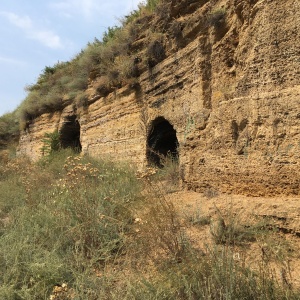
(18, 0, 300, 195)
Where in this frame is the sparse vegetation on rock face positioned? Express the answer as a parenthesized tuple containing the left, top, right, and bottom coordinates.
(13, 0, 168, 131)
(0, 111, 19, 151)
(10, 0, 299, 198)
(207, 8, 226, 27)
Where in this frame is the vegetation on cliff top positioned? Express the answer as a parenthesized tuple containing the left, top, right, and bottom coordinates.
(0, 0, 164, 139)
(0, 0, 228, 141)
(18, 0, 165, 130)
(0, 112, 20, 150)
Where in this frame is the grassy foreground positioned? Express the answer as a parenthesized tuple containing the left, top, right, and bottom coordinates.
(0, 150, 299, 299)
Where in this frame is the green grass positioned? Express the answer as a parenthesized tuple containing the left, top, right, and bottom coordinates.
(0, 151, 299, 299)
(0, 150, 141, 299)
(131, 246, 299, 300)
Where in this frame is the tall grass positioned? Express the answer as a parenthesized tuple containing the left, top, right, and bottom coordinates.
(0, 151, 299, 299)
(131, 246, 299, 300)
(0, 150, 141, 299)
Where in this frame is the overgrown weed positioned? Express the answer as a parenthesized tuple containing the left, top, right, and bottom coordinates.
(0, 150, 141, 299)
(131, 244, 299, 300)
(17, 0, 164, 129)
(0, 151, 299, 299)
(135, 180, 188, 262)
(210, 204, 258, 246)
(151, 153, 180, 192)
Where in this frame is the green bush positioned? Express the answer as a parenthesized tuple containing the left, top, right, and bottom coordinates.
(146, 31, 166, 68)
(145, 0, 161, 12)
(0, 152, 141, 299)
(0, 152, 299, 299)
(210, 206, 257, 245)
(0, 111, 19, 139)
(40, 130, 61, 156)
(102, 26, 122, 45)
(207, 8, 226, 27)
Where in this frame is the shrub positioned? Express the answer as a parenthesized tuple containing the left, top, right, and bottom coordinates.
(74, 90, 89, 108)
(145, 0, 161, 12)
(210, 206, 258, 245)
(19, 90, 40, 118)
(0, 111, 20, 147)
(66, 75, 88, 91)
(44, 89, 64, 111)
(122, 9, 141, 25)
(0, 152, 299, 299)
(153, 153, 180, 189)
(147, 35, 166, 68)
(207, 8, 226, 27)
(40, 130, 61, 156)
(116, 56, 140, 80)
(131, 184, 188, 263)
(0, 151, 141, 299)
(169, 20, 183, 40)
(95, 75, 111, 97)
(0, 112, 18, 136)
(102, 26, 122, 45)
(187, 207, 211, 226)
(153, 1, 171, 31)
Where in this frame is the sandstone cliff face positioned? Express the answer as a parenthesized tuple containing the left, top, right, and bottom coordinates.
(18, 0, 300, 196)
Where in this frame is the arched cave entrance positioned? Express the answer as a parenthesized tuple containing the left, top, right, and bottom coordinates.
(60, 115, 82, 152)
(147, 117, 179, 167)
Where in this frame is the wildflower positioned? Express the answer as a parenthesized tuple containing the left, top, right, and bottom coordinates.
(134, 217, 142, 224)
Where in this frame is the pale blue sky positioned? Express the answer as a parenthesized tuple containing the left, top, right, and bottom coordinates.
(0, 0, 141, 116)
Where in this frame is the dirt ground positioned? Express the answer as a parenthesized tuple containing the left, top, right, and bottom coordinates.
(163, 188, 300, 289)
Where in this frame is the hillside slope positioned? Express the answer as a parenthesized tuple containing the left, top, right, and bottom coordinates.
(17, 0, 300, 196)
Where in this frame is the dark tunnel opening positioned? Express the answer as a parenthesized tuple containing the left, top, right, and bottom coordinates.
(60, 115, 82, 152)
(147, 117, 179, 167)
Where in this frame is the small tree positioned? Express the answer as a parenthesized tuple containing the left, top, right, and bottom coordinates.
(40, 130, 61, 156)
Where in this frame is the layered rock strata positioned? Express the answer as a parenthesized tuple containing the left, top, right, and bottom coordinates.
(18, 0, 300, 196)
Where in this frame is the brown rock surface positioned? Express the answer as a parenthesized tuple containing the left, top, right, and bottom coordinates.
(18, 0, 300, 196)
